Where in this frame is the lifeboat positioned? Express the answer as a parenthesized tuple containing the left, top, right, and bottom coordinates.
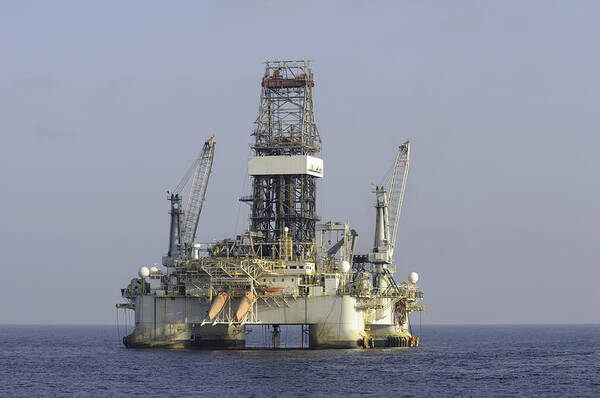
(258, 285, 283, 293)
(208, 291, 228, 320)
(235, 291, 254, 321)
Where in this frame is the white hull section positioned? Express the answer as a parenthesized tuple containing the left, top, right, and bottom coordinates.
(123, 294, 412, 349)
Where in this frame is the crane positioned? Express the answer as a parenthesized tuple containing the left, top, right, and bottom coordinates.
(367, 141, 410, 291)
(163, 136, 215, 266)
(180, 136, 215, 247)
(387, 141, 410, 259)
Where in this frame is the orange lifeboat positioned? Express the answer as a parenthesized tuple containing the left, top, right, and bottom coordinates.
(208, 291, 228, 320)
(235, 291, 254, 321)
(258, 285, 283, 293)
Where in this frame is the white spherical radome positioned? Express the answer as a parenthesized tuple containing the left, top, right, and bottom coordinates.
(408, 271, 419, 284)
(150, 266, 159, 274)
(138, 266, 150, 279)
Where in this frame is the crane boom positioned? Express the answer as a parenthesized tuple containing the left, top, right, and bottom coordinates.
(181, 136, 215, 247)
(367, 141, 410, 293)
(387, 141, 410, 258)
(368, 141, 410, 266)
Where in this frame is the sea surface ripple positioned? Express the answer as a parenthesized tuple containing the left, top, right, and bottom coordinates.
(1, 324, 599, 397)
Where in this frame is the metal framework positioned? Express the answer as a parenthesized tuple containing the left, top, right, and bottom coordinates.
(179, 256, 300, 324)
(163, 137, 215, 267)
(387, 142, 410, 257)
(181, 137, 215, 246)
(250, 60, 321, 256)
(368, 142, 410, 265)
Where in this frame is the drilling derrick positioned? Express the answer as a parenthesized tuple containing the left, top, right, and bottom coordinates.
(249, 60, 322, 257)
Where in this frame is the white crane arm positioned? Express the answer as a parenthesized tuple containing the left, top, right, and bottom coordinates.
(181, 136, 215, 246)
(387, 141, 410, 257)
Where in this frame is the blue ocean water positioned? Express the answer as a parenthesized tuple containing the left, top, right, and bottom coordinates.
(1, 324, 599, 397)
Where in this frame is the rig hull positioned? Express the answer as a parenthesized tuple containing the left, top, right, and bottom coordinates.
(122, 293, 418, 349)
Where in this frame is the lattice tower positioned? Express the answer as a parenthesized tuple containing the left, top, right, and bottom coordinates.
(250, 60, 322, 257)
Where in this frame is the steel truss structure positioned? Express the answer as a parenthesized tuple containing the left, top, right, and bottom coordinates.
(250, 60, 321, 257)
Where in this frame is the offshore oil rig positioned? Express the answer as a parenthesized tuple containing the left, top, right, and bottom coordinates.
(117, 60, 424, 349)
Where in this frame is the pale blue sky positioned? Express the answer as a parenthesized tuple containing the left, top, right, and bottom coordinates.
(1, 1, 599, 324)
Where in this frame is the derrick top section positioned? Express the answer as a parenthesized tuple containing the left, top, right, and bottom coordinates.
(262, 60, 315, 88)
(253, 60, 321, 156)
